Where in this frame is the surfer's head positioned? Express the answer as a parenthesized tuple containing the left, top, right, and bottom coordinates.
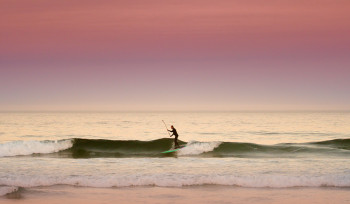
(171, 125, 174, 129)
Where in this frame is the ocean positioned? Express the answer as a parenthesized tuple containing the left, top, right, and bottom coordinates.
(1, 112, 350, 203)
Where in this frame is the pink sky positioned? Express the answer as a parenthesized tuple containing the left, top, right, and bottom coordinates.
(1, 0, 350, 111)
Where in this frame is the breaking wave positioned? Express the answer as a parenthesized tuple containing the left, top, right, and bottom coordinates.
(0, 140, 73, 157)
(0, 186, 19, 197)
(0, 138, 349, 158)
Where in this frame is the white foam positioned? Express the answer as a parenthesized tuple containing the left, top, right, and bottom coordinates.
(177, 141, 221, 155)
(0, 186, 18, 196)
(2, 173, 349, 188)
(0, 140, 73, 157)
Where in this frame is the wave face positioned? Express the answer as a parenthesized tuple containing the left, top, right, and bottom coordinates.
(1, 138, 350, 158)
(310, 138, 350, 150)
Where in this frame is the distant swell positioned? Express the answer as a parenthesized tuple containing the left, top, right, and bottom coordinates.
(1, 138, 350, 158)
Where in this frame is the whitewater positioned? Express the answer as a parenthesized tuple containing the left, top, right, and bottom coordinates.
(1, 112, 350, 198)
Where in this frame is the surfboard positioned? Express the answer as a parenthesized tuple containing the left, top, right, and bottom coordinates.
(161, 145, 186, 153)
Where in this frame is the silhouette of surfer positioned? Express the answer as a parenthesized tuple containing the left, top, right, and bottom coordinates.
(168, 125, 179, 148)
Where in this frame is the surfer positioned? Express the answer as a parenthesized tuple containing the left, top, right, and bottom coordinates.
(168, 125, 179, 148)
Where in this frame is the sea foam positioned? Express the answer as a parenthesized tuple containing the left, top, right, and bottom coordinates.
(0, 140, 73, 157)
(177, 141, 221, 155)
(1, 174, 350, 188)
(0, 186, 18, 196)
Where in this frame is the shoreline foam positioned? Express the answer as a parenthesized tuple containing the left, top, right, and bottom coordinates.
(1, 185, 350, 204)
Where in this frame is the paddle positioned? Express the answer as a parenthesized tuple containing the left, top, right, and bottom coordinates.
(162, 120, 171, 137)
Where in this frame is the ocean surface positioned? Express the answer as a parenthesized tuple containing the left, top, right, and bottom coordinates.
(1, 112, 350, 197)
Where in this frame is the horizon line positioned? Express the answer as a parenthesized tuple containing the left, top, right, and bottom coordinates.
(1, 109, 349, 113)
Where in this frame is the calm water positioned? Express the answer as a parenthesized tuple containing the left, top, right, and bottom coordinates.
(1, 112, 350, 196)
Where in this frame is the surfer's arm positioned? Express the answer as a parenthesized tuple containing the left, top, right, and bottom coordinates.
(168, 130, 174, 136)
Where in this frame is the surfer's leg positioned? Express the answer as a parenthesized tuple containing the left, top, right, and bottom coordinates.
(174, 136, 179, 148)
